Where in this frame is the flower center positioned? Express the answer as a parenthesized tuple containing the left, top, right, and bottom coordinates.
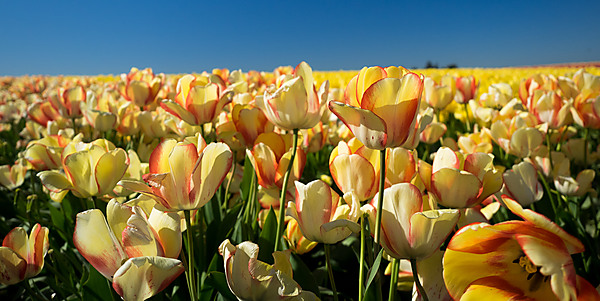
(513, 255, 550, 292)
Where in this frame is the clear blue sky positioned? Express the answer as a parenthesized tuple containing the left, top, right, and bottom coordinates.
(1, 0, 599, 76)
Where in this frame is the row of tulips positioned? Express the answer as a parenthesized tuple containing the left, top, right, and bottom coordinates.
(0, 62, 599, 300)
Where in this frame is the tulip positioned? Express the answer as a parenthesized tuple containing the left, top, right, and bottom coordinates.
(502, 161, 543, 206)
(37, 139, 130, 199)
(529, 90, 573, 129)
(554, 169, 595, 197)
(457, 129, 493, 154)
(455, 75, 477, 104)
(161, 74, 232, 126)
(419, 122, 446, 145)
(256, 61, 329, 131)
(117, 67, 164, 108)
(0, 159, 27, 190)
(423, 76, 454, 111)
(329, 137, 380, 201)
(246, 132, 306, 190)
(284, 219, 318, 255)
(119, 136, 232, 211)
(479, 83, 513, 108)
(362, 183, 460, 260)
(218, 239, 319, 300)
(0, 224, 49, 285)
(27, 101, 62, 127)
(23, 135, 72, 171)
(49, 86, 86, 119)
(286, 180, 360, 244)
(443, 197, 600, 300)
(519, 73, 558, 103)
(428, 147, 502, 208)
(386, 146, 417, 186)
(215, 103, 273, 149)
(74, 200, 183, 299)
(329, 67, 424, 150)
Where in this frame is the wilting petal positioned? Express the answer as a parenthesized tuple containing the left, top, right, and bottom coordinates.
(74, 209, 128, 279)
(112, 256, 184, 301)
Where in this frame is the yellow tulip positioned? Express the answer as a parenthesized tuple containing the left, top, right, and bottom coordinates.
(329, 137, 380, 201)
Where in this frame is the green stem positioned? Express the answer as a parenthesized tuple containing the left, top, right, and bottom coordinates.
(545, 131, 554, 172)
(410, 258, 428, 301)
(389, 258, 400, 301)
(184, 210, 197, 301)
(583, 128, 589, 167)
(537, 171, 558, 215)
(222, 151, 237, 210)
(23, 279, 47, 301)
(275, 129, 299, 252)
(324, 244, 339, 301)
(358, 213, 367, 301)
(463, 103, 471, 132)
(374, 149, 386, 245)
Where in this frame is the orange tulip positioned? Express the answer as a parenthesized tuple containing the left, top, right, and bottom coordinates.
(455, 75, 477, 104)
(444, 197, 600, 300)
(0, 224, 49, 285)
(329, 66, 424, 150)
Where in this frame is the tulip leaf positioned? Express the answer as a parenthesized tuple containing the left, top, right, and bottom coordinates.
(257, 207, 277, 264)
(364, 249, 383, 295)
(206, 271, 237, 300)
(290, 253, 320, 297)
(82, 265, 110, 300)
(239, 155, 254, 201)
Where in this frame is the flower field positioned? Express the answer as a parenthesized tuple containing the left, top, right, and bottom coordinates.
(1, 63, 600, 300)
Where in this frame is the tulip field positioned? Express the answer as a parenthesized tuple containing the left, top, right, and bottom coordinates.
(1, 63, 600, 300)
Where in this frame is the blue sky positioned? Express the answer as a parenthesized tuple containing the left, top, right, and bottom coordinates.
(1, 0, 599, 75)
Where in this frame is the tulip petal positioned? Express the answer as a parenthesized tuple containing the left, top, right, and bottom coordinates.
(408, 209, 459, 260)
(95, 148, 129, 195)
(37, 170, 72, 192)
(107, 200, 134, 245)
(74, 209, 128, 279)
(148, 208, 181, 259)
(190, 143, 232, 209)
(431, 169, 481, 208)
(112, 256, 184, 301)
(25, 224, 49, 278)
(122, 207, 163, 258)
(161, 99, 198, 126)
(432, 147, 461, 173)
(460, 276, 530, 300)
(330, 154, 376, 201)
(127, 80, 150, 106)
(329, 101, 387, 150)
(0, 247, 26, 285)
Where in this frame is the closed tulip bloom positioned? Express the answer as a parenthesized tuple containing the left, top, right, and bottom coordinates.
(49, 86, 86, 118)
(363, 183, 460, 260)
(120, 136, 232, 211)
(257, 61, 329, 130)
(455, 75, 477, 104)
(443, 197, 600, 300)
(423, 76, 454, 111)
(0, 224, 49, 285)
(246, 132, 306, 190)
(37, 139, 130, 198)
(428, 147, 502, 208)
(502, 161, 543, 207)
(386, 146, 417, 186)
(329, 67, 424, 150)
(117, 67, 164, 108)
(161, 74, 233, 126)
(329, 137, 380, 201)
(284, 219, 318, 255)
(554, 169, 595, 197)
(219, 239, 319, 300)
(286, 180, 360, 244)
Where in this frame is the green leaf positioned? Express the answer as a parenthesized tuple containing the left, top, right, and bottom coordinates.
(82, 265, 110, 301)
(239, 156, 254, 202)
(206, 271, 236, 300)
(257, 207, 277, 264)
(290, 253, 320, 297)
(364, 249, 383, 295)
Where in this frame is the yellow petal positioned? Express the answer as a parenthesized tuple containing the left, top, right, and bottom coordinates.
(112, 256, 184, 301)
(0, 247, 26, 285)
(431, 169, 481, 208)
(408, 209, 459, 260)
(329, 101, 387, 150)
(148, 208, 181, 259)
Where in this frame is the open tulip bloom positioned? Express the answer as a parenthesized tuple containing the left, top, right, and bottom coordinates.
(444, 197, 600, 300)
(74, 199, 184, 300)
